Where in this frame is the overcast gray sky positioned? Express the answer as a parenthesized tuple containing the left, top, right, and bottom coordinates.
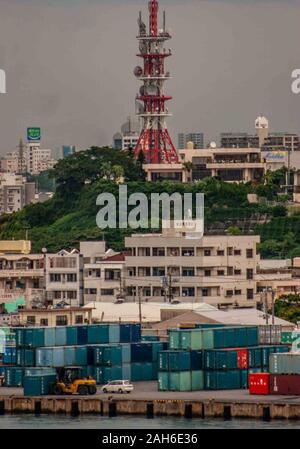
(0, 0, 299, 155)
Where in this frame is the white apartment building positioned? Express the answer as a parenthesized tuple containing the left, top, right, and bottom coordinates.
(80, 241, 125, 304)
(124, 224, 260, 308)
(179, 143, 266, 183)
(0, 240, 44, 306)
(45, 249, 84, 307)
(0, 173, 35, 214)
(26, 143, 56, 175)
(143, 142, 266, 183)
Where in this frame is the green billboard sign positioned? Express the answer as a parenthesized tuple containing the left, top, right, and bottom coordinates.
(27, 127, 41, 142)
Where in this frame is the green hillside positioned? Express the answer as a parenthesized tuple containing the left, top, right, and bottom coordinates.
(0, 146, 299, 259)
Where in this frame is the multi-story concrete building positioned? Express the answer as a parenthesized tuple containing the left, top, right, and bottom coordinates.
(178, 133, 204, 150)
(256, 259, 300, 305)
(179, 143, 265, 183)
(124, 224, 260, 308)
(26, 143, 56, 175)
(113, 117, 140, 151)
(45, 249, 84, 307)
(221, 116, 299, 153)
(294, 170, 300, 203)
(0, 241, 44, 307)
(0, 173, 35, 214)
(80, 241, 125, 304)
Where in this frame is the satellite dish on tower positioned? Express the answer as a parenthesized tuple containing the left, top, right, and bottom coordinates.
(146, 84, 158, 96)
(134, 66, 143, 77)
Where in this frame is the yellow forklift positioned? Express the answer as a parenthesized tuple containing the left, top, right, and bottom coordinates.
(51, 367, 97, 396)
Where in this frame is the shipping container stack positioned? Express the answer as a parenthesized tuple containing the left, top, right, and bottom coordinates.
(158, 325, 290, 392)
(0, 324, 168, 395)
(250, 352, 300, 395)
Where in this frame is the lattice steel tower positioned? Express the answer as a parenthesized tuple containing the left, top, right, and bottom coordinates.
(134, 0, 179, 164)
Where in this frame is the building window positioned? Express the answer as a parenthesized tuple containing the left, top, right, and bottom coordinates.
(66, 291, 77, 300)
(128, 268, 136, 277)
(27, 316, 36, 325)
(50, 273, 61, 282)
(182, 287, 195, 297)
(217, 250, 225, 256)
(246, 249, 253, 259)
(75, 315, 83, 324)
(66, 273, 77, 282)
(168, 248, 180, 257)
(153, 248, 165, 257)
(182, 267, 195, 277)
(235, 290, 242, 296)
(56, 315, 68, 326)
(247, 269, 254, 280)
(204, 249, 211, 257)
(234, 250, 241, 256)
(54, 291, 62, 299)
(202, 288, 210, 297)
(227, 267, 233, 276)
(143, 287, 151, 297)
(234, 269, 241, 275)
(105, 269, 121, 280)
(227, 247, 233, 256)
(101, 289, 114, 296)
(182, 248, 195, 257)
(138, 248, 150, 257)
(226, 290, 234, 297)
(138, 267, 151, 277)
(217, 270, 225, 276)
(247, 289, 254, 300)
(88, 289, 97, 295)
(153, 267, 165, 277)
(40, 319, 48, 326)
(204, 270, 211, 277)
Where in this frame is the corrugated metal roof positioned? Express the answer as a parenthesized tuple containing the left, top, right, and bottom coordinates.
(84, 302, 217, 323)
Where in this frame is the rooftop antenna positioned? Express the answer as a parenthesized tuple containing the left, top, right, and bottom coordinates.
(17, 138, 25, 176)
(163, 10, 166, 32)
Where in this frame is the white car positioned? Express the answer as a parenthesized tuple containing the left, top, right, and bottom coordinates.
(101, 380, 134, 394)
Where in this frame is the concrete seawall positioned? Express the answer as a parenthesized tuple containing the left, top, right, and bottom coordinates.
(2, 396, 300, 420)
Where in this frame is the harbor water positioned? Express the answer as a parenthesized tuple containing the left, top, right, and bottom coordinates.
(0, 414, 300, 429)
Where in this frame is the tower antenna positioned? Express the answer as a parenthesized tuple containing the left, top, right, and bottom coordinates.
(133, 0, 179, 164)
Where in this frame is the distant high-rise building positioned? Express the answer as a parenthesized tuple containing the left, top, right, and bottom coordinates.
(113, 116, 140, 151)
(221, 116, 300, 152)
(178, 133, 204, 149)
(62, 145, 76, 158)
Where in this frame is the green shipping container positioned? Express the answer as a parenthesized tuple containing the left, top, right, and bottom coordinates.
(169, 371, 191, 392)
(66, 327, 78, 346)
(87, 325, 109, 345)
(102, 366, 123, 384)
(55, 327, 67, 346)
(270, 353, 300, 374)
(93, 346, 104, 365)
(281, 332, 293, 344)
(121, 344, 131, 364)
(191, 371, 204, 391)
(158, 372, 169, 391)
(205, 370, 241, 390)
(169, 330, 181, 350)
(44, 328, 56, 347)
(23, 375, 57, 396)
(93, 367, 103, 384)
(103, 346, 122, 366)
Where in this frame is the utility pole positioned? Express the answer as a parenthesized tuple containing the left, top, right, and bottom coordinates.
(138, 286, 142, 328)
(271, 288, 276, 326)
(167, 268, 173, 303)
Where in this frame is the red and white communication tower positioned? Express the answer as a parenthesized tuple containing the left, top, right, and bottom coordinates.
(134, 0, 179, 164)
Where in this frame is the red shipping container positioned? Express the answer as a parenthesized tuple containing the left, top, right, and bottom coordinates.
(249, 373, 270, 395)
(237, 349, 248, 369)
(270, 375, 300, 395)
